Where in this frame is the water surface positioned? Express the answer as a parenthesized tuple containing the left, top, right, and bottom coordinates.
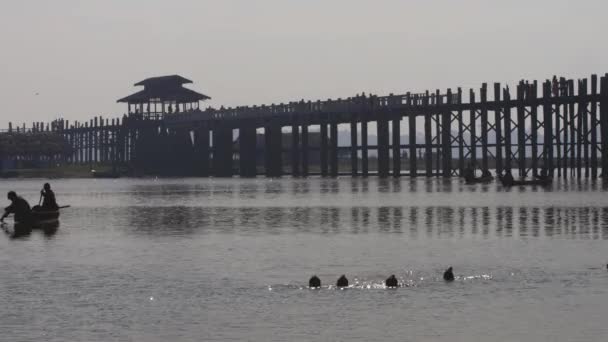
(1, 177, 608, 341)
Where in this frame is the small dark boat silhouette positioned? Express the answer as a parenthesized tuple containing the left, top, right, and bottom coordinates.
(336, 275, 349, 287)
(500, 177, 552, 187)
(385, 275, 398, 287)
(443, 267, 455, 282)
(309, 275, 321, 288)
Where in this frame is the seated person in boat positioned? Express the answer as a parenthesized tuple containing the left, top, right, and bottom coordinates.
(482, 169, 493, 179)
(502, 169, 514, 186)
(534, 168, 550, 180)
(1, 191, 32, 223)
(40, 183, 58, 210)
(463, 167, 475, 182)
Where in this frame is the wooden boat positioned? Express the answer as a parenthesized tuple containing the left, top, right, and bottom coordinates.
(31, 205, 60, 224)
(500, 177, 552, 187)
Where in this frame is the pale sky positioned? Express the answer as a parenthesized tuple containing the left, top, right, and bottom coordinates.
(1, 0, 607, 129)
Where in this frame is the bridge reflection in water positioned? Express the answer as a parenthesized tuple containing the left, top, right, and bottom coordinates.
(125, 205, 608, 240)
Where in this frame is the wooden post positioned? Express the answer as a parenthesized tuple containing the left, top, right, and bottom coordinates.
(562, 78, 569, 178)
(196, 125, 210, 177)
(600, 75, 608, 178)
(239, 125, 257, 177)
(330, 120, 338, 177)
(435, 91, 442, 176)
(350, 118, 358, 176)
(504, 87, 512, 172)
(457, 88, 464, 175)
(291, 123, 300, 176)
(517, 82, 526, 178)
(442, 89, 452, 177)
(591, 75, 598, 178)
(361, 112, 369, 177)
(320, 118, 328, 177)
(392, 111, 401, 177)
(494, 83, 503, 175)
(580, 79, 588, 179)
(409, 94, 417, 177)
(302, 123, 309, 177)
(480, 83, 489, 172)
(542, 81, 554, 175)
(555, 80, 562, 177)
(469, 89, 477, 169)
(424, 91, 432, 176)
(569, 80, 576, 177)
(530, 81, 538, 177)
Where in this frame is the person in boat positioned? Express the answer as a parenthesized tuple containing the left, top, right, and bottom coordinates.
(481, 169, 493, 179)
(502, 169, 514, 186)
(1, 191, 32, 223)
(40, 183, 58, 210)
(535, 168, 550, 181)
(309, 275, 321, 288)
(336, 275, 349, 287)
(443, 267, 455, 282)
(463, 167, 475, 183)
(385, 275, 398, 287)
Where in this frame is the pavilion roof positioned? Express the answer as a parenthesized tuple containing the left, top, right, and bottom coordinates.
(117, 75, 211, 104)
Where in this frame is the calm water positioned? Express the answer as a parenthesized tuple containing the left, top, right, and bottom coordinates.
(1, 177, 608, 342)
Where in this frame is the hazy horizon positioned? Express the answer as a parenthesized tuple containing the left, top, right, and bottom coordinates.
(1, 0, 607, 129)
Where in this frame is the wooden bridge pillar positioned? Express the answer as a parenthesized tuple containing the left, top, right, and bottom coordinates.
(503, 88, 512, 172)
(582, 79, 589, 179)
(377, 115, 390, 178)
(542, 81, 554, 175)
(361, 114, 369, 177)
(480, 84, 489, 172)
(392, 113, 401, 177)
(408, 94, 417, 177)
(239, 125, 257, 177)
(291, 124, 300, 177)
(600, 75, 608, 178)
(517, 83, 526, 177)
(530, 81, 539, 177)
(320, 118, 328, 177)
(213, 125, 233, 177)
(469, 90, 477, 169)
(561, 78, 569, 178)
(265, 123, 283, 177)
(591, 75, 598, 178)
(424, 92, 432, 176)
(330, 121, 338, 177)
(301, 123, 309, 176)
(494, 83, 503, 175)
(194, 125, 210, 177)
(350, 119, 358, 176)
(442, 90, 452, 177)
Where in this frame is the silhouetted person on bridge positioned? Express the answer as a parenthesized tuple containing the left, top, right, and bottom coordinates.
(385, 275, 398, 287)
(309, 275, 321, 288)
(443, 267, 455, 282)
(336, 275, 349, 287)
(1, 191, 32, 223)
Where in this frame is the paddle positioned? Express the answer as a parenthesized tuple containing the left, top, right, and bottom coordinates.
(59, 205, 70, 209)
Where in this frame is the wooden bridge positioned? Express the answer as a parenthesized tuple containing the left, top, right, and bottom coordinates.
(5, 73, 608, 179)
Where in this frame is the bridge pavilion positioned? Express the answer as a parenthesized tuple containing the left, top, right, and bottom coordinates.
(117, 75, 210, 120)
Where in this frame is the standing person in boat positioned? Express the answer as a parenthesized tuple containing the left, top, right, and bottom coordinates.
(1, 191, 32, 223)
(40, 183, 58, 210)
